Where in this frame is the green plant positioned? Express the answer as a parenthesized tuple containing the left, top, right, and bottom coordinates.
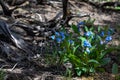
(0, 69, 5, 80)
(112, 63, 118, 75)
(115, 75, 120, 80)
(50, 19, 115, 76)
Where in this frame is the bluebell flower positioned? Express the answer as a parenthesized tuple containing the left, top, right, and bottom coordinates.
(105, 36, 112, 42)
(68, 40, 74, 44)
(107, 31, 111, 35)
(60, 32, 65, 40)
(100, 40, 104, 45)
(108, 29, 114, 35)
(77, 21, 84, 31)
(50, 35, 55, 40)
(55, 32, 60, 36)
(56, 38, 62, 43)
(77, 21, 84, 27)
(59, 32, 64, 36)
(100, 31, 104, 37)
(86, 48, 90, 54)
(83, 40, 92, 48)
(85, 31, 93, 37)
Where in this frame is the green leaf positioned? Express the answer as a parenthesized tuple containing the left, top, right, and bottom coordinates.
(82, 67, 87, 73)
(84, 26, 89, 32)
(78, 37, 86, 47)
(78, 37, 86, 41)
(89, 67, 95, 73)
(75, 67, 82, 76)
(112, 63, 118, 75)
(97, 68, 105, 72)
(98, 26, 101, 32)
(68, 54, 81, 66)
(101, 58, 111, 66)
(91, 19, 95, 24)
(73, 45, 79, 54)
(90, 27, 94, 31)
(88, 59, 99, 64)
(71, 24, 79, 33)
(100, 51, 107, 59)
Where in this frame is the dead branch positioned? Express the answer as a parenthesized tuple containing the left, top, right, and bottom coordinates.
(0, 0, 18, 16)
(79, 0, 120, 12)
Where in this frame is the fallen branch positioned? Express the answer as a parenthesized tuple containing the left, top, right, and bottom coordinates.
(0, 20, 32, 54)
(0, 0, 18, 16)
(79, 0, 120, 12)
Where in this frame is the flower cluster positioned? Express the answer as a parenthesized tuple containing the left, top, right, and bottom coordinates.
(49, 20, 115, 76)
(99, 28, 114, 44)
(50, 32, 65, 43)
(83, 40, 92, 53)
(50, 31, 74, 44)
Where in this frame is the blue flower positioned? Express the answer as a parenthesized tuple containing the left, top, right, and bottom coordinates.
(56, 38, 62, 43)
(68, 40, 74, 44)
(85, 31, 93, 37)
(60, 32, 65, 40)
(59, 32, 64, 36)
(77, 21, 84, 27)
(77, 21, 85, 31)
(83, 40, 92, 48)
(100, 40, 104, 45)
(50, 35, 55, 40)
(100, 31, 104, 37)
(108, 28, 114, 35)
(54, 31, 66, 42)
(55, 32, 60, 36)
(105, 36, 112, 42)
(86, 48, 90, 54)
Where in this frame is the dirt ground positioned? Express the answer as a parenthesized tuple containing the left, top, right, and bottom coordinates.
(0, 0, 120, 80)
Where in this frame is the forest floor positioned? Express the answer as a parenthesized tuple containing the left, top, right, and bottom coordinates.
(0, 0, 120, 80)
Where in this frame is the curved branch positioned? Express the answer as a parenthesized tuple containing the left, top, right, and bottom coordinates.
(80, 0, 120, 12)
(0, 0, 18, 16)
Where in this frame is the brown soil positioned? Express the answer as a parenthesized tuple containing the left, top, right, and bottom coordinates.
(0, 0, 120, 80)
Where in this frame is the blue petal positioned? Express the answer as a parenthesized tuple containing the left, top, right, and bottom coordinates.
(68, 40, 74, 44)
(77, 21, 84, 26)
(83, 40, 92, 48)
(105, 36, 112, 41)
(61, 35, 65, 40)
(50, 35, 55, 40)
(86, 48, 90, 54)
(100, 40, 104, 45)
(59, 32, 65, 40)
(55, 32, 60, 36)
(77, 21, 84, 31)
(100, 31, 104, 37)
(85, 31, 93, 37)
(56, 38, 62, 43)
(59, 32, 64, 36)
(108, 28, 114, 35)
